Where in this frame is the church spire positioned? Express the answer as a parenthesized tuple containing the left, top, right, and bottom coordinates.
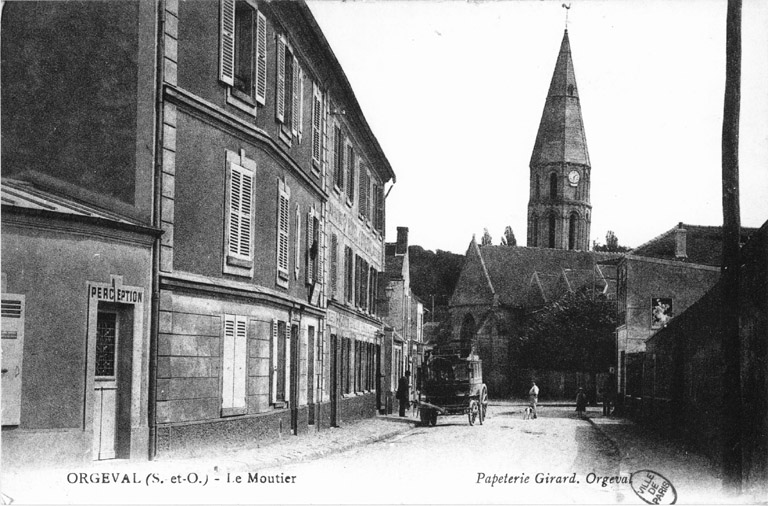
(529, 30, 590, 168)
(527, 29, 592, 251)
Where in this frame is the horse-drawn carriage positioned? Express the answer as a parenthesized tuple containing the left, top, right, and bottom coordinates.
(416, 343, 489, 426)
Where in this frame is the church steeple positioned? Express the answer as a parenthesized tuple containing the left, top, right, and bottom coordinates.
(527, 29, 592, 251)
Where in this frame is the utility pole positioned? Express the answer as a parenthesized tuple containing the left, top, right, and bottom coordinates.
(721, 0, 742, 493)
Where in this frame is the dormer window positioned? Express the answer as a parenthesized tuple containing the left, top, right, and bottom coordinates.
(567, 84, 574, 96)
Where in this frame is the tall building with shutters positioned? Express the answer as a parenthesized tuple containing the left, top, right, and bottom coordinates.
(153, 0, 393, 455)
(527, 29, 592, 251)
(1, 0, 395, 466)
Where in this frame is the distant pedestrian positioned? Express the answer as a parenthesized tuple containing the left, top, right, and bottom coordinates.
(397, 370, 411, 417)
(576, 388, 587, 418)
(602, 368, 617, 416)
(528, 381, 539, 419)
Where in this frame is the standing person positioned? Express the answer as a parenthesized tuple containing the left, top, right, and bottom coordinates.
(576, 388, 587, 418)
(397, 370, 411, 417)
(528, 380, 540, 419)
(603, 368, 617, 416)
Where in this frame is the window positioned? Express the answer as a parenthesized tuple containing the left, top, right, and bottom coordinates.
(344, 246, 353, 303)
(548, 213, 557, 248)
(276, 179, 291, 287)
(569, 212, 578, 250)
(1, 295, 25, 425)
(346, 143, 355, 204)
(222, 314, 247, 416)
(224, 150, 256, 276)
(219, 1, 266, 108)
(358, 164, 370, 221)
(373, 184, 384, 233)
(333, 126, 345, 191)
(306, 208, 319, 285)
(330, 234, 338, 299)
(294, 204, 301, 280)
(535, 174, 540, 200)
(311, 83, 323, 170)
(549, 172, 558, 199)
(271, 319, 288, 404)
(532, 215, 539, 247)
(368, 266, 377, 315)
(355, 340, 363, 393)
(276, 36, 302, 141)
(307, 326, 315, 410)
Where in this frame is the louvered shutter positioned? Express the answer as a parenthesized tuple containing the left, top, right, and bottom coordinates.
(271, 319, 278, 403)
(311, 83, 322, 166)
(1, 296, 25, 425)
(276, 37, 285, 122)
(358, 165, 366, 218)
(306, 209, 315, 284)
(284, 324, 291, 402)
(276, 180, 290, 279)
(255, 11, 267, 104)
(346, 145, 355, 203)
(233, 317, 247, 410)
(291, 57, 299, 136)
(228, 164, 253, 260)
(294, 204, 301, 280)
(330, 234, 338, 298)
(296, 64, 304, 141)
(222, 315, 236, 411)
(365, 172, 372, 222)
(219, 0, 236, 86)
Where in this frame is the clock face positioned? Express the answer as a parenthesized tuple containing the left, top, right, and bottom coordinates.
(568, 170, 580, 186)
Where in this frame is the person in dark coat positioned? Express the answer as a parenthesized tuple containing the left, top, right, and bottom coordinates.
(396, 370, 411, 417)
(576, 388, 587, 418)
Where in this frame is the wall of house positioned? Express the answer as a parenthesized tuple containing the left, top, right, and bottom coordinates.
(1, 216, 153, 467)
(1, 1, 156, 219)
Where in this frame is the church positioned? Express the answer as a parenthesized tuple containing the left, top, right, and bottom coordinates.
(449, 29, 620, 396)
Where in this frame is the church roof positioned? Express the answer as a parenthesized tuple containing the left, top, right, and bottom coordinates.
(450, 241, 620, 310)
(530, 30, 591, 168)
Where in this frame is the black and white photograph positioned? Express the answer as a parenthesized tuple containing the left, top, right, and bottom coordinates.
(1, 0, 767, 504)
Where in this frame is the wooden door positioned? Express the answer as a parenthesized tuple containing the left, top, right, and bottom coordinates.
(93, 311, 118, 460)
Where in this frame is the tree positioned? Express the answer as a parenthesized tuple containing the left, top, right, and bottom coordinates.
(500, 226, 517, 246)
(593, 230, 630, 252)
(481, 228, 493, 246)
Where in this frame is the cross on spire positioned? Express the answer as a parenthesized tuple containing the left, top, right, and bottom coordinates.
(562, 3, 571, 29)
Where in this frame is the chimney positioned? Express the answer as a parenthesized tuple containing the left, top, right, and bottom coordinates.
(674, 222, 687, 260)
(396, 227, 409, 255)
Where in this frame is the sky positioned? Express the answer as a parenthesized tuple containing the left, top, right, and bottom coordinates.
(307, 0, 768, 255)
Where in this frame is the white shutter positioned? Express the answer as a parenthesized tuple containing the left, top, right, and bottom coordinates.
(1, 296, 25, 425)
(233, 316, 247, 410)
(358, 164, 366, 219)
(276, 36, 285, 122)
(219, 0, 236, 86)
(298, 68, 304, 141)
(271, 319, 278, 404)
(294, 204, 301, 280)
(306, 209, 315, 284)
(292, 56, 300, 136)
(228, 164, 253, 260)
(311, 83, 322, 165)
(284, 324, 291, 403)
(222, 315, 236, 411)
(255, 10, 267, 105)
(276, 180, 290, 279)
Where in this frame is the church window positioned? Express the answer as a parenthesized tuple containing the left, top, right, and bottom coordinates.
(549, 173, 557, 199)
(569, 213, 578, 250)
(535, 175, 540, 200)
(532, 216, 539, 247)
(548, 214, 556, 248)
(567, 84, 574, 96)
(460, 314, 475, 346)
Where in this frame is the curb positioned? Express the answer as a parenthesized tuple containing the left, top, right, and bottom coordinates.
(584, 415, 624, 473)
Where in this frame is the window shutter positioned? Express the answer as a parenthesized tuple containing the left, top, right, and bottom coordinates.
(294, 204, 301, 280)
(271, 318, 278, 404)
(346, 144, 355, 203)
(233, 316, 247, 409)
(222, 315, 236, 410)
(292, 56, 300, 136)
(306, 209, 315, 284)
(255, 10, 267, 104)
(284, 324, 291, 403)
(358, 164, 366, 218)
(312, 83, 322, 165)
(1, 296, 25, 425)
(276, 36, 285, 122)
(219, 0, 236, 86)
(276, 180, 290, 279)
(228, 164, 253, 260)
(297, 66, 304, 141)
(365, 172, 372, 222)
(330, 234, 338, 298)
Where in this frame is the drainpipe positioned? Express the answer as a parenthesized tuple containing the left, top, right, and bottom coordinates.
(148, 0, 166, 461)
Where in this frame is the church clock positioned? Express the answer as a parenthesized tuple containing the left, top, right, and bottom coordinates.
(567, 170, 580, 186)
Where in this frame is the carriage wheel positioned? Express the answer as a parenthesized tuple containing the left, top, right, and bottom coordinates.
(429, 410, 438, 426)
(479, 387, 489, 424)
(468, 400, 479, 426)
